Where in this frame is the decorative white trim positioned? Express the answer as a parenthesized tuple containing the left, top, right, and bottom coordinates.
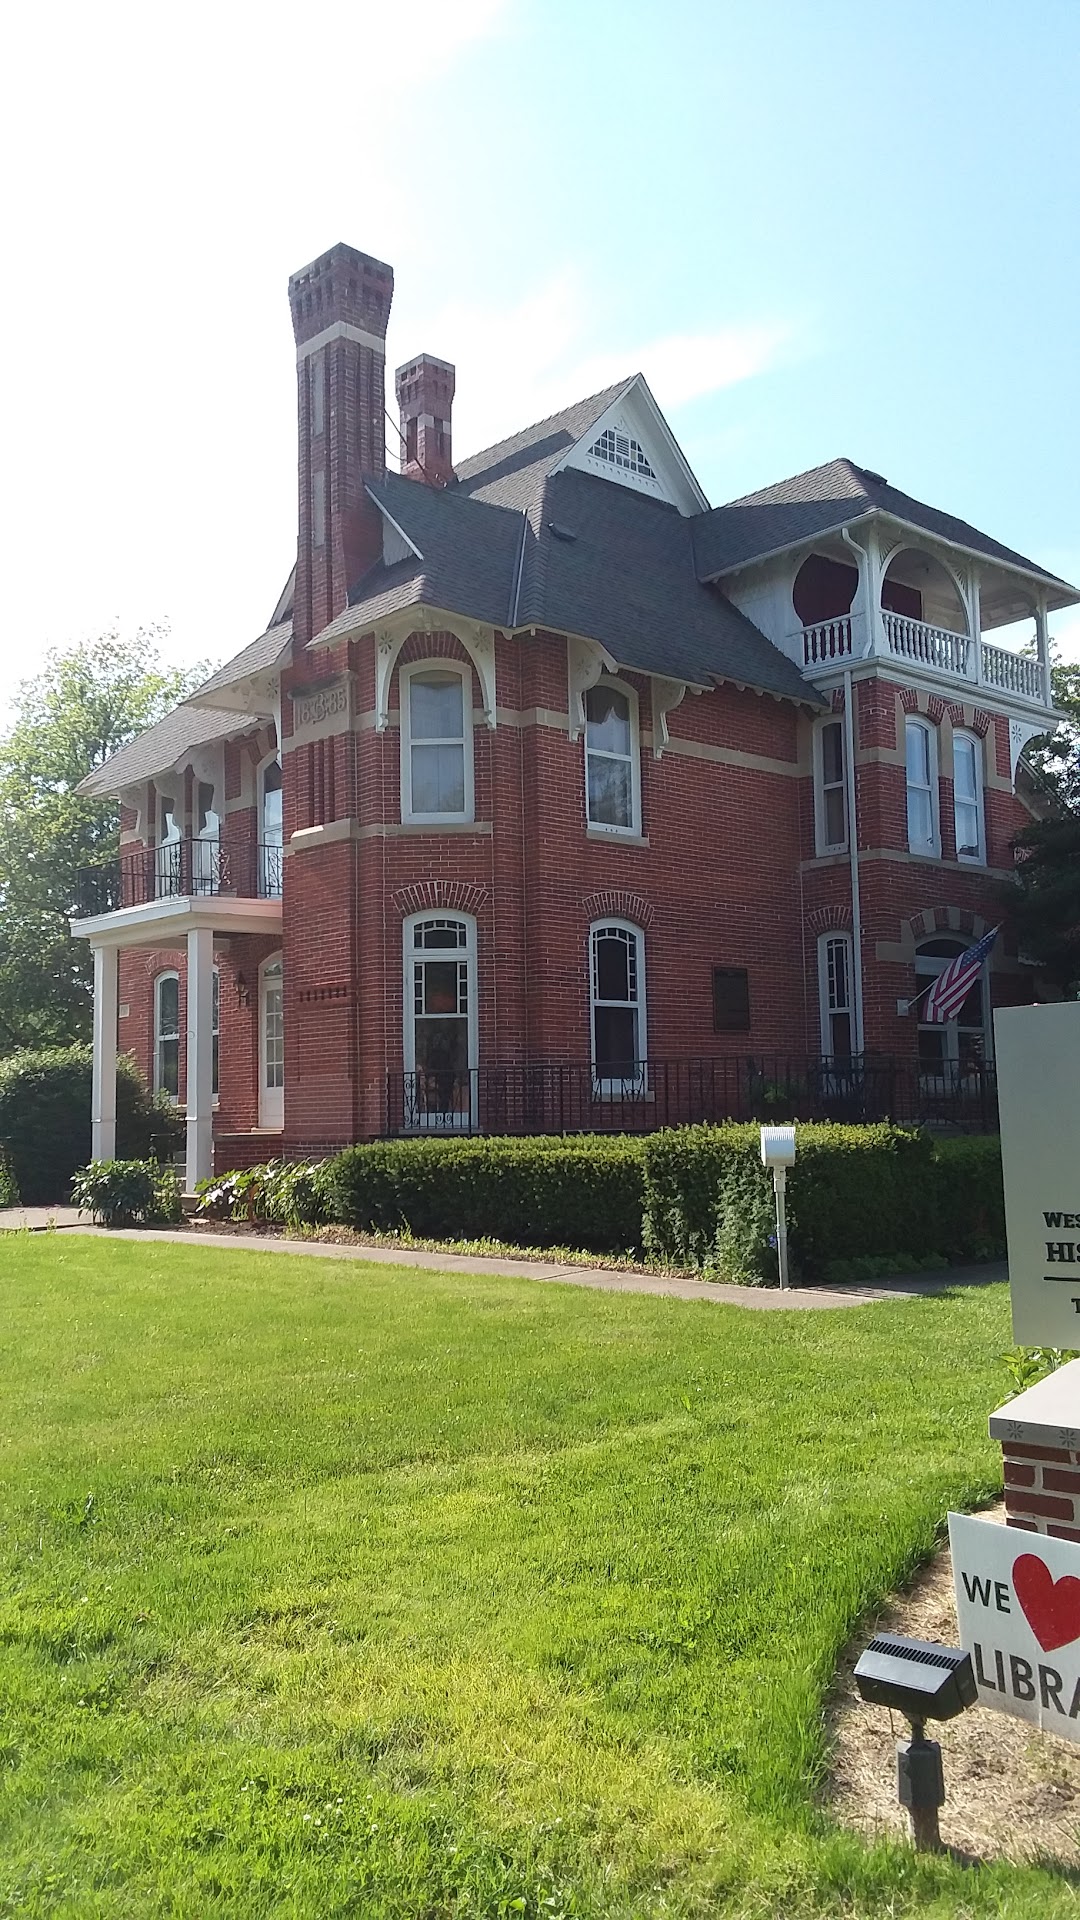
(374, 613, 497, 732)
(555, 374, 710, 517)
(650, 679, 687, 758)
(567, 635, 617, 740)
(1009, 716, 1046, 782)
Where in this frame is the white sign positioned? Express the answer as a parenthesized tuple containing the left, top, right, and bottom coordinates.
(950, 1511, 1080, 1740)
(993, 1002, 1080, 1347)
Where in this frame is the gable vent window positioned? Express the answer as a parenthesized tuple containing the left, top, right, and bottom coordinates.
(589, 427, 656, 480)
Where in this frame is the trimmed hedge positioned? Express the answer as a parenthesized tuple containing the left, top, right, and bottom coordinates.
(204, 1125, 1005, 1283)
(640, 1123, 1004, 1282)
(320, 1135, 646, 1253)
(0, 1047, 183, 1206)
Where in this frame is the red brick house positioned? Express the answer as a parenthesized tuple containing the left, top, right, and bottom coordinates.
(73, 242, 1076, 1191)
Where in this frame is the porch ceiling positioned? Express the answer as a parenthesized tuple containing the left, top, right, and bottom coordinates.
(69, 894, 282, 950)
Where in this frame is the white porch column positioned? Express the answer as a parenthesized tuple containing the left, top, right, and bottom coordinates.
(185, 925, 215, 1192)
(1035, 592, 1053, 707)
(91, 943, 119, 1163)
(970, 564, 983, 686)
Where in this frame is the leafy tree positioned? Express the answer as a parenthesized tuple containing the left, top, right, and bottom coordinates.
(1007, 815, 1080, 997)
(1022, 649, 1080, 812)
(0, 631, 212, 1053)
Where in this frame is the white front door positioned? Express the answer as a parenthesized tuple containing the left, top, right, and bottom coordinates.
(259, 956, 284, 1129)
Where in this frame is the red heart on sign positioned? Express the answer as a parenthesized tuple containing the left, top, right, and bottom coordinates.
(1013, 1554, 1080, 1653)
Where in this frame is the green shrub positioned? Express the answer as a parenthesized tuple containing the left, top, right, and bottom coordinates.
(0, 1148, 19, 1209)
(321, 1135, 646, 1253)
(0, 1047, 183, 1205)
(642, 1123, 1002, 1283)
(71, 1158, 183, 1229)
(196, 1160, 330, 1230)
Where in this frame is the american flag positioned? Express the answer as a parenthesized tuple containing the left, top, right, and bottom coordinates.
(923, 925, 1001, 1023)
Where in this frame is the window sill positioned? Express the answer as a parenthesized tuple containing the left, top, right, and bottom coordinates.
(586, 827, 650, 848)
(397, 820, 492, 836)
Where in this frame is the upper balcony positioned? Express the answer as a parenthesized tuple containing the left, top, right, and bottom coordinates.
(74, 838, 284, 922)
(786, 536, 1055, 712)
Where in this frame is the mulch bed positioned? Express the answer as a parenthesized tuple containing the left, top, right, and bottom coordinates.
(824, 1505, 1080, 1866)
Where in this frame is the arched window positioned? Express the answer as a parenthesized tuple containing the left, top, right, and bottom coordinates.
(814, 717, 847, 853)
(590, 921, 646, 1092)
(259, 756, 283, 898)
(400, 663, 473, 824)
(584, 678, 640, 835)
(403, 914, 477, 1129)
(915, 937, 990, 1086)
(952, 731, 984, 864)
(817, 933, 854, 1059)
(154, 971, 180, 1101)
(905, 718, 940, 857)
(193, 781, 220, 895)
(259, 954, 284, 1129)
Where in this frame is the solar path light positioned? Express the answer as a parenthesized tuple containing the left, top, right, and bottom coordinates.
(853, 1633, 977, 1850)
(759, 1125, 796, 1291)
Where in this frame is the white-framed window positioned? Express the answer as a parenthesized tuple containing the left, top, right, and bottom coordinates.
(259, 954, 284, 1129)
(590, 921, 647, 1092)
(588, 426, 656, 480)
(916, 937, 991, 1086)
(156, 797, 182, 898)
(400, 662, 473, 824)
(585, 678, 641, 835)
(403, 914, 477, 1130)
(258, 754, 284, 897)
(818, 933, 854, 1060)
(905, 718, 939, 857)
(814, 717, 847, 853)
(952, 731, 984, 864)
(193, 780, 220, 895)
(154, 971, 180, 1101)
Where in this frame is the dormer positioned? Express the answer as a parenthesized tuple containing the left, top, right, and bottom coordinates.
(555, 374, 709, 516)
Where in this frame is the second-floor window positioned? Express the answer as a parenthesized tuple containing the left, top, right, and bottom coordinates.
(815, 718, 847, 853)
(585, 680, 640, 835)
(905, 719, 939, 857)
(401, 664, 473, 824)
(953, 731, 984, 863)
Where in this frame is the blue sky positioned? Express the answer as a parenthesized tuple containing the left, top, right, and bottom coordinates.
(1, 0, 1077, 716)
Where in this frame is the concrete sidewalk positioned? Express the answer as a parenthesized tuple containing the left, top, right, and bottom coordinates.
(31, 1217, 1005, 1311)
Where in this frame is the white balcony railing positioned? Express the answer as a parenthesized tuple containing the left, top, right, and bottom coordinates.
(980, 642, 1044, 702)
(802, 615, 853, 666)
(882, 610, 971, 677)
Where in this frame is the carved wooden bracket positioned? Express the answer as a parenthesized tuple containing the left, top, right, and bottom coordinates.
(651, 678, 687, 758)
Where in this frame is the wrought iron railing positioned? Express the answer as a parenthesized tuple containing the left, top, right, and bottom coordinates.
(74, 841, 284, 917)
(388, 1055, 999, 1137)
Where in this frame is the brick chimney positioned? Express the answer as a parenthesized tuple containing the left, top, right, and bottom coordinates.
(289, 244, 394, 646)
(395, 353, 455, 487)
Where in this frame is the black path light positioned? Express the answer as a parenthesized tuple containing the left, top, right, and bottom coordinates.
(853, 1633, 977, 1850)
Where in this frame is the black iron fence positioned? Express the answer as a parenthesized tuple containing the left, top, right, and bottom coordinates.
(388, 1055, 999, 1137)
(74, 841, 284, 916)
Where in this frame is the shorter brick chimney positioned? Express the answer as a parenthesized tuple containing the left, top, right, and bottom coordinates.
(395, 354, 455, 487)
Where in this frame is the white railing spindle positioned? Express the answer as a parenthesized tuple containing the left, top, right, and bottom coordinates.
(801, 615, 852, 666)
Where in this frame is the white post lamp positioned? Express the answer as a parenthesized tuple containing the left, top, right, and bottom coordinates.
(759, 1125, 797, 1291)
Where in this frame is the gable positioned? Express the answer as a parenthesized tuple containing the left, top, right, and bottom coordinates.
(557, 376, 708, 517)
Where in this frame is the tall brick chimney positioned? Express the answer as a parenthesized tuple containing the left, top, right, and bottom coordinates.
(289, 244, 394, 645)
(395, 353, 455, 488)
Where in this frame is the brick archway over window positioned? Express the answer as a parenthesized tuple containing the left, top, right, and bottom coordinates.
(581, 889, 654, 928)
(897, 905, 988, 959)
(805, 904, 852, 936)
(392, 880, 489, 918)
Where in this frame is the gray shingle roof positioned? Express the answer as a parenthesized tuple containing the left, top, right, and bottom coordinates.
(77, 703, 254, 798)
(189, 621, 292, 702)
(454, 381, 631, 513)
(314, 433, 819, 706)
(694, 456, 1076, 596)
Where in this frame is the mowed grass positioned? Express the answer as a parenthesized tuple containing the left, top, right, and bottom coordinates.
(0, 1239, 1069, 1918)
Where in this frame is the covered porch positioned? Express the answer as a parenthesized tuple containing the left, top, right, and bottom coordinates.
(71, 893, 283, 1193)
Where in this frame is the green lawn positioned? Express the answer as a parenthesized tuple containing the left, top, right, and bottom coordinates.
(0, 1238, 1069, 1918)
